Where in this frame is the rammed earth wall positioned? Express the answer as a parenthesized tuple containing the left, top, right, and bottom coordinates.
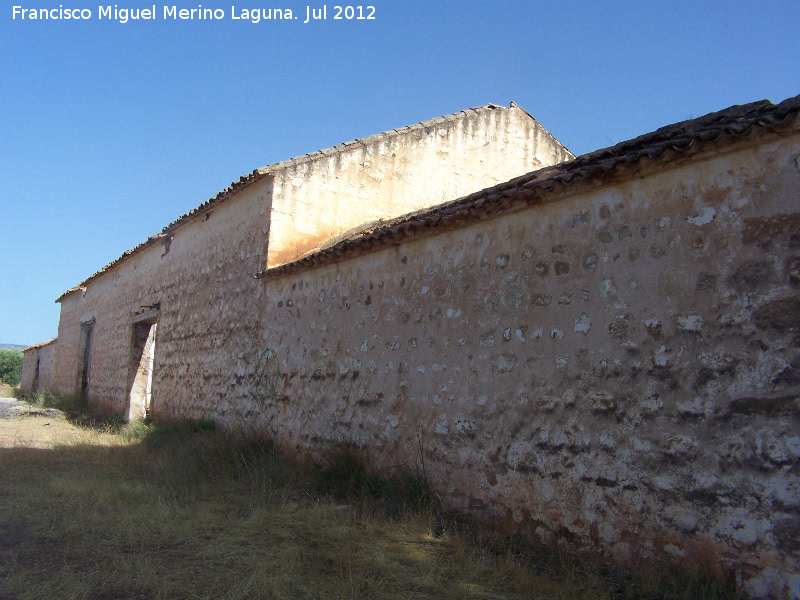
(30, 104, 572, 416)
(20, 340, 56, 393)
(19, 99, 800, 597)
(265, 104, 572, 267)
(47, 177, 272, 415)
(251, 133, 800, 596)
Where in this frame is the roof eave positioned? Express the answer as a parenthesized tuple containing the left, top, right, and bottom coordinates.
(256, 94, 800, 282)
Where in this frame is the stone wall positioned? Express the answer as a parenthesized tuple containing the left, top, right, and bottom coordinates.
(20, 99, 800, 596)
(20, 349, 36, 392)
(34, 104, 573, 415)
(46, 177, 273, 415)
(20, 340, 56, 393)
(266, 104, 573, 267)
(247, 133, 800, 596)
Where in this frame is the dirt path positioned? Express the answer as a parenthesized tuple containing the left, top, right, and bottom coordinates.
(0, 397, 29, 418)
(0, 397, 61, 419)
(0, 397, 74, 448)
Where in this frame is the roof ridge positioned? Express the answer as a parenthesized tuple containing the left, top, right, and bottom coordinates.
(258, 103, 510, 175)
(257, 93, 800, 280)
(22, 338, 57, 351)
(569, 96, 798, 169)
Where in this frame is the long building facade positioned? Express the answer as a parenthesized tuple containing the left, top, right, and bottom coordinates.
(22, 97, 800, 597)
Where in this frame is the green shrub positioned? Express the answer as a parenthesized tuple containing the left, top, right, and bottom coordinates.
(0, 348, 22, 386)
(27, 390, 87, 414)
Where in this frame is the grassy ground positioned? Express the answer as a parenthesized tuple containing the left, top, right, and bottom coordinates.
(0, 400, 738, 600)
(0, 408, 83, 448)
(0, 384, 16, 398)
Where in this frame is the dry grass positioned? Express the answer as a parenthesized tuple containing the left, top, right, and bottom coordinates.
(0, 408, 738, 600)
(0, 410, 85, 448)
(0, 384, 16, 398)
(0, 414, 608, 600)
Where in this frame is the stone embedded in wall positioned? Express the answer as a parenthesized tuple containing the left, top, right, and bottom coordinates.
(753, 296, 800, 333)
(786, 257, 800, 286)
(491, 353, 517, 373)
(573, 313, 591, 335)
(730, 260, 776, 291)
(588, 391, 615, 413)
(742, 213, 800, 247)
(677, 314, 704, 333)
(554, 261, 570, 276)
(608, 315, 629, 337)
(696, 272, 717, 292)
(687, 206, 718, 227)
(532, 293, 552, 306)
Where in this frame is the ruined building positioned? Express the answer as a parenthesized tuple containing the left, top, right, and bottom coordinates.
(21, 96, 800, 597)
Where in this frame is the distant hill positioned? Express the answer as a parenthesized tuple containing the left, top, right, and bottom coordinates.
(0, 344, 26, 351)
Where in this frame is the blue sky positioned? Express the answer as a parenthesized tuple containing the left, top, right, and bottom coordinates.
(2, 0, 799, 345)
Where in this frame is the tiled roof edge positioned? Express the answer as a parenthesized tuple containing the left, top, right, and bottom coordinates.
(22, 338, 57, 352)
(64, 169, 271, 293)
(256, 94, 800, 282)
(55, 285, 85, 303)
(57, 103, 512, 297)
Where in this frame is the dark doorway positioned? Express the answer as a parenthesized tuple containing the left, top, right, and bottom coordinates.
(33, 355, 40, 392)
(78, 323, 94, 400)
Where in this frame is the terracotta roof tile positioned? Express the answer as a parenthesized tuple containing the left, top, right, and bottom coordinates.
(22, 338, 57, 352)
(54, 285, 85, 303)
(257, 94, 800, 281)
(58, 104, 511, 298)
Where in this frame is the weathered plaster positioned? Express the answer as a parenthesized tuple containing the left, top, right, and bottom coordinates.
(245, 134, 800, 595)
(266, 104, 572, 267)
(44, 177, 272, 415)
(33, 105, 572, 419)
(20, 339, 56, 393)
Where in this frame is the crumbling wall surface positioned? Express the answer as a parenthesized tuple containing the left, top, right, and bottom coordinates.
(252, 135, 800, 595)
(266, 104, 573, 267)
(20, 349, 36, 393)
(20, 340, 57, 394)
(49, 291, 85, 397)
(35, 341, 56, 392)
(49, 178, 273, 416)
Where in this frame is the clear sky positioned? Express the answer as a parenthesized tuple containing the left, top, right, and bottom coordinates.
(1, 0, 798, 346)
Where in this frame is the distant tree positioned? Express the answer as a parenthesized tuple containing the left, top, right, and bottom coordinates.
(0, 349, 22, 386)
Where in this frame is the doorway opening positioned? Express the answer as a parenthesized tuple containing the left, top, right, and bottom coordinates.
(33, 355, 40, 392)
(78, 319, 95, 401)
(126, 312, 159, 422)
